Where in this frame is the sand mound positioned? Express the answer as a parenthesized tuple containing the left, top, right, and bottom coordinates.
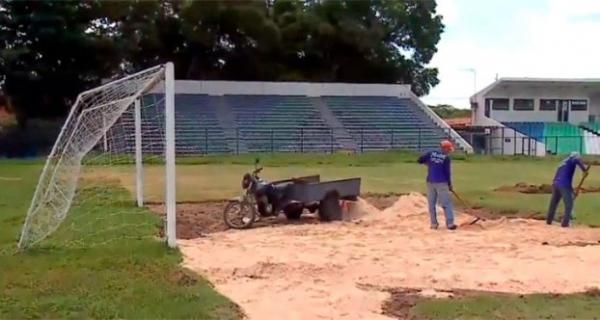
(382, 192, 429, 216)
(179, 193, 600, 320)
(344, 197, 380, 221)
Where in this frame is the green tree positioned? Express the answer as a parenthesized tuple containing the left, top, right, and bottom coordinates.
(0, 0, 445, 124)
(0, 0, 121, 126)
(429, 104, 471, 119)
(272, 0, 444, 95)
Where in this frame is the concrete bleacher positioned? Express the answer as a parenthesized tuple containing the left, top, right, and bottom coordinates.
(544, 123, 585, 155)
(108, 94, 231, 155)
(105, 95, 167, 155)
(323, 96, 449, 151)
(127, 94, 455, 154)
(503, 122, 590, 155)
(224, 95, 339, 152)
(110, 82, 468, 155)
(503, 122, 545, 142)
(581, 123, 600, 155)
(582, 122, 600, 135)
(174, 94, 230, 154)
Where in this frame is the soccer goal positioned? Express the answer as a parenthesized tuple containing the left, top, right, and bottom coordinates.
(18, 63, 177, 250)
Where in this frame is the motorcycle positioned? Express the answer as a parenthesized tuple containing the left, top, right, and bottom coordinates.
(224, 158, 290, 229)
(223, 158, 318, 229)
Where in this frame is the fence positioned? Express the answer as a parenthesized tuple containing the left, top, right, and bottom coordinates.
(172, 127, 455, 155)
(6, 122, 599, 157)
(459, 126, 600, 156)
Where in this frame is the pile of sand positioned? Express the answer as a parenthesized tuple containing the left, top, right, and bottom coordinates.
(179, 193, 600, 320)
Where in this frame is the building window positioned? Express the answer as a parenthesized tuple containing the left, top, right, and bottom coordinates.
(487, 98, 509, 110)
(513, 99, 534, 111)
(540, 99, 557, 111)
(570, 99, 587, 111)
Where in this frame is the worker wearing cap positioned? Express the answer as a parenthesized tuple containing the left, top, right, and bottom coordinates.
(546, 151, 588, 227)
(418, 140, 457, 230)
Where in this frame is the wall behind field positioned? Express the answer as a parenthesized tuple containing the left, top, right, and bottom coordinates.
(150, 80, 413, 97)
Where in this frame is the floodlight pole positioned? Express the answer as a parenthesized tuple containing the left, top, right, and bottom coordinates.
(134, 98, 144, 207)
(164, 62, 177, 248)
(466, 68, 477, 92)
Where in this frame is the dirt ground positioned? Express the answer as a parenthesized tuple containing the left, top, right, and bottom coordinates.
(160, 194, 600, 320)
(495, 182, 600, 194)
(147, 194, 404, 239)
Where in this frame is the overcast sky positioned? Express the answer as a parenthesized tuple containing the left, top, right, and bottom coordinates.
(422, 0, 600, 108)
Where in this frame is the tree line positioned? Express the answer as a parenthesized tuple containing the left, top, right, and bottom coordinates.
(0, 0, 444, 126)
(429, 104, 471, 119)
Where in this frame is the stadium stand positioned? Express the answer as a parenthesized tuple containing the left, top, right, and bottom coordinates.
(109, 91, 461, 155)
(503, 122, 545, 142)
(543, 123, 585, 155)
(581, 123, 600, 155)
(503, 122, 592, 155)
(322, 96, 449, 151)
(175, 94, 231, 154)
(109, 94, 231, 155)
(582, 122, 600, 134)
(224, 95, 338, 153)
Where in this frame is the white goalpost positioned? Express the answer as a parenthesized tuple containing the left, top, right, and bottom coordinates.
(18, 63, 177, 250)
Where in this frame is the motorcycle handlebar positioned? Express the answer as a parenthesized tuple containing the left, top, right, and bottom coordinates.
(254, 167, 263, 174)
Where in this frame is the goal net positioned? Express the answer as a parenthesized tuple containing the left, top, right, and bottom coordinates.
(18, 63, 177, 250)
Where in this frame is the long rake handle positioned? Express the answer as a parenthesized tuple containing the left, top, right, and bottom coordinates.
(574, 164, 592, 199)
(451, 190, 470, 208)
(451, 190, 483, 225)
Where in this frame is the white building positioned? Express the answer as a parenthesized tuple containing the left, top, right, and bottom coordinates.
(469, 78, 600, 156)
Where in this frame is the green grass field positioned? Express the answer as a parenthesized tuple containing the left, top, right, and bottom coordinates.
(93, 152, 600, 226)
(0, 162, 240, 319)
(1, 152, 599, 319)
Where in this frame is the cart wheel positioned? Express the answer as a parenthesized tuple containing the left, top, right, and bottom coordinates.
(284, 207, 303, 220)
(223, 199, 256, 229)
(307, 203, 319, 213)
(283, 201, 303, 220)
(319, 191, 342, 222)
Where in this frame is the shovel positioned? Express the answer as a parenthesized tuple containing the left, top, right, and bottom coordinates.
(571, 164, 591, 220)
(574, 164, 591, 198)
(451, 190, 483, 226)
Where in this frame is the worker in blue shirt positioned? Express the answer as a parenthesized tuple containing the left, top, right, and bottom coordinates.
(546, 152, 588, 227)
(418, 140, 457, 230)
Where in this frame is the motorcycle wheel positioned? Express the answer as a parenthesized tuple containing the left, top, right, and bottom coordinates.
(223, 199, 256, 229)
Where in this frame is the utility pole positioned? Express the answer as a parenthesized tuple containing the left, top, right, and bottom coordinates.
(464, 68, 477, 92)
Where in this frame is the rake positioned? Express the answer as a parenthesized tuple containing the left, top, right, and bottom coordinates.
(451, 190, 484, 226)
(574, 164, 592, 199)
(569, 164, 592, 221)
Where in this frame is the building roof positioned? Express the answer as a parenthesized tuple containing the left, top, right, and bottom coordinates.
(497, 77, 600, 83)
(470, 77, 600, 102)
(444, 117, 471, 129)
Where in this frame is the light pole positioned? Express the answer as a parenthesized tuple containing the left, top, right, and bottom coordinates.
(464, 68, 477, 93)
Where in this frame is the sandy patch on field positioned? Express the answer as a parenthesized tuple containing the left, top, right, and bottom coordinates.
(178, 193, 600, 320)
(495, 182, 600, 194)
